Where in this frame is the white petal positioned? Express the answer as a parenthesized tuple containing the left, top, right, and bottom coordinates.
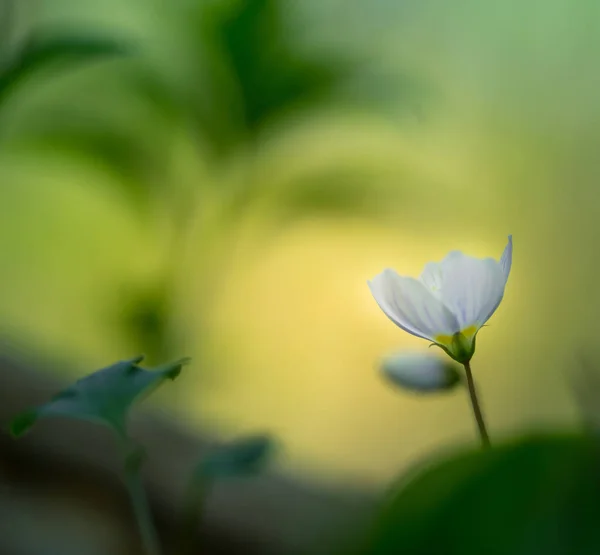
(419, 262, 444, 300)
(368, 269, 459, 341)
(499, 235, 513, 282)
(439, 252, 506, 329)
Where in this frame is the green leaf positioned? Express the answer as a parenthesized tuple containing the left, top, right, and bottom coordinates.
(358, 433, 600, 555)
(263, 167, 393, 226)
(117, 282, 173, 366)
(0, 31, 130, 105)
(9, 355, 189, 438)
(179, 0, 354, 155)
(11, 89, 170, 204)
(198, 434, 276, 479)
(176, 434, 275, 555)
(9, 409, 38, 438)
(214, 0, 349, 132)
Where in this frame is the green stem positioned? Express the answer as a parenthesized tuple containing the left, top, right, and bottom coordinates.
(121, 443, 162, 555)
(177, 476, 212, 555)
(462, 361, 491, 449)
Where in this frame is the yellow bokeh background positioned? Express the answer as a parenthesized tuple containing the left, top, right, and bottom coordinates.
(2, 0, 600, 491)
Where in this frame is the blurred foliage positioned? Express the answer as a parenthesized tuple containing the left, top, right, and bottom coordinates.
(9, 0, 366, 193)
(189, 0, 353, 154)
(178, 433, 277, 554)
(270, 167, 386, 222)
(569, 353, 600, 435)
(3, 1, 600, 554)
(0, 32, 129, 107)
(10, 355, 188, 438)
(48, 0, 395, 363)
(198, 433, 276, 478)
(356, 433, 600, 555)
(117, 282, 175, 366)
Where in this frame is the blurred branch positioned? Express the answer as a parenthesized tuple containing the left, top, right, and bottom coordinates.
(0, 353, 374, 555)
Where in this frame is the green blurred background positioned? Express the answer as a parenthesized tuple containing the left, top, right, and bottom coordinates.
(1, 0, 598, 514)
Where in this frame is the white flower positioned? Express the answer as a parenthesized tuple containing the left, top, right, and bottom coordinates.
(381, 352, 461, 393)
(368, 235, 513, 363)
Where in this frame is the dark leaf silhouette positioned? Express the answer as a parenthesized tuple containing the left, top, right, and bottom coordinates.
(359, 433, 600, 555)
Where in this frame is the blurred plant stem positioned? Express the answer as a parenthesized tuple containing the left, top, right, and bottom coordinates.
(157, 176, 236, 366)
(154, 133, 254, 366)
(463, 361, 491, 449)
(155, 180, 199, 362)
(120, 439, 162, 555)
(176, 475, 213, 555)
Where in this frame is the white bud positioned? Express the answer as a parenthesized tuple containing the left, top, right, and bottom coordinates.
(380, 352, 461, 393)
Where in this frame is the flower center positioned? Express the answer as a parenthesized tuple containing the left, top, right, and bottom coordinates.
(434, 325, 478, 349)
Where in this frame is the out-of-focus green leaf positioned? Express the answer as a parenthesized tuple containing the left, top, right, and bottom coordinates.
(215, 0, 348, 131)
(256, 168, 392, 227)
(181, 0, 355, 154)
(278, 171, 378, 216)
(117, 281, 174, 367)
(357, 433, 600, 555)
(198, 434, 276, 479)
(29, 126, 160, 201)
(9, 356, 189, 438)
(176, 433, 276, 555)
(0, 31, 130, 104)
(10, 88, 169, 205)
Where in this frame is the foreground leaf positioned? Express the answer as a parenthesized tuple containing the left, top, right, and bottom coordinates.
(358, 433, 600, 555)
(10, 355, 189, 438)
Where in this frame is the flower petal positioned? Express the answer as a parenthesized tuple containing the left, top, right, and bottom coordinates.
(439, 252, 507, 330)
(500, 235, 513, 282)
(419, 262, 444, 300)
(475, 235, 514, 324)
(368, 269, 460, 341)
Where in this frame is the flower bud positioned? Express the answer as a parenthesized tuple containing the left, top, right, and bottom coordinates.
(380, 352, 461, 393)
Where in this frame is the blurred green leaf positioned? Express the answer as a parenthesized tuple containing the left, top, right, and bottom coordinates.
(0, 31, 130, 105)
(117, 282, 173, 366)
(176, 433, 276, 555)
(9, 355, 189, 438)
(13, 94, 169, 205)
(216, 0, 347, 131)
(0, 0, 16, 54)
(180, 0, 355, 154)
(33, 125, 160, 185)
(359, 434, 600, 555)
(277, 170, 381, 217)
(198, 434, 276, 479)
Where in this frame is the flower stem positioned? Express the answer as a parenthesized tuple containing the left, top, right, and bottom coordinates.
(120, 442, 162, 555)
(176, 476, 212, 555)
(124, 469, 161, 555)
(462, 361, 491, 449)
